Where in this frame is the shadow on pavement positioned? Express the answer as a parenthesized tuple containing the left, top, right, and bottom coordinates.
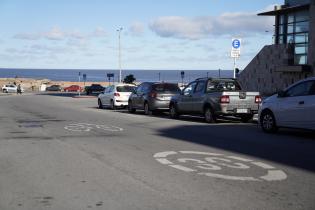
(37, 92, 96, 98)
(157, 124, 315, 172)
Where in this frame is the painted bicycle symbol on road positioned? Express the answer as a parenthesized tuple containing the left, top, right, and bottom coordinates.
(154, 151, 287, 182)
(64, 123, 123, 132)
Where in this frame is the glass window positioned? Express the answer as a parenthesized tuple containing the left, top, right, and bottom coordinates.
(309, 82, 315, 95)
(183, 82, 197, 96)
(295, 10, 309, 22)
(278, 35, 285, 44)
(279, 14, 286, 24)
(295, 33, 308, 43)
(116, 86, 135, 92)
(295, 21, 309, 33)
(287, 34, 294, 43)
(206, 81, 241, 92)
(152, 83, 180, 93)
(287, 23, 294, 33)
(288, 14, 295, 23)
(294, 54, 307, 65)
(279, 24, 285, 34)
(194, 81, 206, 93)
(286, 81, 313, 97)
(295, 44, 308, 54)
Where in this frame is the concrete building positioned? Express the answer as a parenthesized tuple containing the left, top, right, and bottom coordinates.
(239, 0, 315, 95)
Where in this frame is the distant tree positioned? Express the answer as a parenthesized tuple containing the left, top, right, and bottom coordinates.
(123, 74, 136, 84)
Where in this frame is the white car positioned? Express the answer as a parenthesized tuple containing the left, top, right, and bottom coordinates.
(98, 83, 136, 109)
(259, 77, 315, 132)
(2, 84, 24, 93)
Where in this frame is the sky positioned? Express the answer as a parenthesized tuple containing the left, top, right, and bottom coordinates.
(0, 0, 283, 70)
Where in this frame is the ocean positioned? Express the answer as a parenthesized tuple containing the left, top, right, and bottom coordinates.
(0, 68, 233, 83)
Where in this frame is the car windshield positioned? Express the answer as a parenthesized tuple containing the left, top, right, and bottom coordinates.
(207, 81, 241, 92)
(152, 83, 180, 93)
(116, 86, 135, 92)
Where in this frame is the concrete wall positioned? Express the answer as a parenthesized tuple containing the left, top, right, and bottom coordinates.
(238, 44, 311, 95)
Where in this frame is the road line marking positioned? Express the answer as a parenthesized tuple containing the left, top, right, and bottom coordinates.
(227, 156, 253, 162)
(260, 170, 287, 181)
(169, 165, 196, 172)
(199, 172, 260, 181)
(153, 151, 177, 158)
(179, 151, 222, 156)
(251, 162, 275, 169)
(156, 158, 173, 165)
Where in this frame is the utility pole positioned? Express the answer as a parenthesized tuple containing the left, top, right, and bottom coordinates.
(117, 27, 123, 83)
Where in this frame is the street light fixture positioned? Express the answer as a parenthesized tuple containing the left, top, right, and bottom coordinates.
(117, 27, 123, 83)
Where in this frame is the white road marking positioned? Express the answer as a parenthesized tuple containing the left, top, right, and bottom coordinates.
(179, 151, 222, 156)
(169, 165, 196, 172)
(153, 151, 288, 182)
(199, 172, 260, 181)
(64, 123, 123, 132)
(251, 162, 275, 169)
(153, 151, 177, 158)
(156, 158, 173, 165)
(227, 156, 253, 162)
(260, 170, 287, 181)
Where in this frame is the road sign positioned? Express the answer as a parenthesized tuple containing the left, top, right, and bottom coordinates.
(231, 38, 241, 58)
(83, 74, 87, 82)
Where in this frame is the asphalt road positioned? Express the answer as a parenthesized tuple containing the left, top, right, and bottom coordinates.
(0, 93, 314, 210)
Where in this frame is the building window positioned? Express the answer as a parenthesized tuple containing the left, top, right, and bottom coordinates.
(276, 10, 309, 65)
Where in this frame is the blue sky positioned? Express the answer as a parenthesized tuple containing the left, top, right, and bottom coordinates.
(0, 0, 283, 70)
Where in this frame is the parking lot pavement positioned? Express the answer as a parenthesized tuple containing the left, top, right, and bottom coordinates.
(0, 94, 314, 210)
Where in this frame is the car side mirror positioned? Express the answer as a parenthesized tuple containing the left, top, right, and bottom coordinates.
(277, 90, 286, 98)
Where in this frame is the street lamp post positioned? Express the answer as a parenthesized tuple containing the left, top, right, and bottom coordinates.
(117, 27, 123, 83)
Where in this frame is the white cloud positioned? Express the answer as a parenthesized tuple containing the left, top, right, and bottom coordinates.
(150, 9, 274, 40)
(129, 22, 145, 36)
(91, 27, 107, 37)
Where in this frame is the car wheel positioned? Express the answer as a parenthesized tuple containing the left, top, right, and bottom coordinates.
(204, 107, 216, 123)
(260, 110, 278, 133)
(128, 100, 136, 113)
(98, 99, 103, 109)
(169, 104, 179, 119)
(144, 103, 151, 115)
(110, 100, 116, 110)
(241, 115, 253, 123)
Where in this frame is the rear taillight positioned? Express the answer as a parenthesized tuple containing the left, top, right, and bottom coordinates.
(150, 92, 157, 98)
(255, 95, 262, 103)
(220, 95, 230, 103)
(114, 92, 120, 97)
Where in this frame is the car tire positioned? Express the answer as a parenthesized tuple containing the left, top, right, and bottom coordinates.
(204, 107, 216, 123)
(98, 99, 103, 109)
(110, 100, 116, 110)
(144, 102, 152, 115)
(128, 100, 136, 113)
(260, 110, 278, 133)
(241, 115, 253, 123)
(169, 104, 179, 119)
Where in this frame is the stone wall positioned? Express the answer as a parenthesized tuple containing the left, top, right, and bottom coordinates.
(238, 44, 311, 95)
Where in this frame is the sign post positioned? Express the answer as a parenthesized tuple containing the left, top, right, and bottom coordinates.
(78, 72, 81, 97)
(180, 71, 185, 87)
(107, 73, 114, 85)
(231, 38, 241, 79)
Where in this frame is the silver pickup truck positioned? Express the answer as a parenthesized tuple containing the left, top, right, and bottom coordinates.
(169, 78, 261, 123)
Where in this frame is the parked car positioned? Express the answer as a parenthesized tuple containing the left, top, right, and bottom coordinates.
(2, 84, 24, 93)
(46, 85, 62, 91)
(128, 82, 180, 115)
(63, 85, 83, 92)
(259, 77, 315, 133)
(85, 84, 105, 95)
(169, 78, 261, 123)
(98, 83, 136, 109)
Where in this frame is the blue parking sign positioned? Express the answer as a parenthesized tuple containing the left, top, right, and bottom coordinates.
(232, 39, 241, 49)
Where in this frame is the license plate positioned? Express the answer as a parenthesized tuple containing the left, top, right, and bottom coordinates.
(237, 109, 248, 113)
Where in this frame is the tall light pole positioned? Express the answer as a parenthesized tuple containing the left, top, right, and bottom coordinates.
(117, 27, 123, 83)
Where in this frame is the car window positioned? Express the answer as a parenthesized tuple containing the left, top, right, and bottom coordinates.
(116, 86, 135, 92)
(194, 81, 206, 93)
(142, 83, 151, 93)
(207, 80, 241, 92)
(152, 83, 180, 93)
(136, 84, 143, 94)
(286, 81, 314, 97)
(309, 81, 315, 95)
(183, 82, 197, 96)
